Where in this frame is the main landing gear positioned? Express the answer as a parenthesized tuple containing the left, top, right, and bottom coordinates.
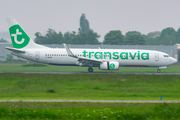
(157, 69, 161, 73)
(88, 67, 93, 72)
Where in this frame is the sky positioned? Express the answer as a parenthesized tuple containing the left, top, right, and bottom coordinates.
(1, 0, 180, 42)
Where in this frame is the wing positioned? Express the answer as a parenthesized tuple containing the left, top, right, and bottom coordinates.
(77, 57, 102, 67)
(5, 47, 26, 53)
(63, 44, 102, 67)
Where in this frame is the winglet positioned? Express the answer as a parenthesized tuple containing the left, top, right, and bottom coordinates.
(63, 44, 78, 58)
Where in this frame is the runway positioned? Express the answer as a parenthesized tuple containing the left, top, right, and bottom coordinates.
(0, 71, 180, 75)
(0, 99, 180, 103)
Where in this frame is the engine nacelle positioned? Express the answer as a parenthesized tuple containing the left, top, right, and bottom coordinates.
(99, 61, 119, 70)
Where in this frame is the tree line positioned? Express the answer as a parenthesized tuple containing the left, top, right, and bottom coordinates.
(34, 27, 180, 45)
(104, 28, 180, 45)
(34, 13, 180, 45)
(1, 14, 180, 45)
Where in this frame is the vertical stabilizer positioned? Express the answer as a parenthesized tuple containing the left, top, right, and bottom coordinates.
(6, 17, 46, 49)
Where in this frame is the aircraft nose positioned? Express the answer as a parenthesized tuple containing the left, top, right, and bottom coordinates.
(171, 57, 177, 64)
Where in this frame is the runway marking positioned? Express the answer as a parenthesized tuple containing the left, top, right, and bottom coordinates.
(0, 99, 180, 103)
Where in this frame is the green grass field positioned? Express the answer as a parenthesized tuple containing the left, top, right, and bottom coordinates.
(0, 63, 179, 73)
(0, 102, 180, 120)
(0, 73, 180, 100)
(0, 63, 180, 119)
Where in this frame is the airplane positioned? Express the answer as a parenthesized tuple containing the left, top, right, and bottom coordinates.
(6, 17, 177, 73)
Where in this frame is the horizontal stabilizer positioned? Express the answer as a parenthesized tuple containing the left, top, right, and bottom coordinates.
(5, 47, 26, 53)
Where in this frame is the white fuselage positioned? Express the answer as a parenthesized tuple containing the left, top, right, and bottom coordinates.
(13, 48, 177, 68)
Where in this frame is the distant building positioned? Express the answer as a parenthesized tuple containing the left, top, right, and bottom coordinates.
(174, 43, 180, 61)
(174, 43, 180, 49)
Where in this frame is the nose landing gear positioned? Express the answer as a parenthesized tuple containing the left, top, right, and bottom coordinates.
(88, 67, 93, 72)
(157, 69, 161, 73)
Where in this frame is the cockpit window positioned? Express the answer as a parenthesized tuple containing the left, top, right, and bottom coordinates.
(164, 55, 169, 57)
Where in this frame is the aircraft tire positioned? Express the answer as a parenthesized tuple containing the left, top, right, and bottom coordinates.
(88, 67, 93, 72)
(157, 69, 161, 73)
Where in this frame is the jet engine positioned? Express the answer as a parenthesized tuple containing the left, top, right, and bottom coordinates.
(99, 61, 119, 70)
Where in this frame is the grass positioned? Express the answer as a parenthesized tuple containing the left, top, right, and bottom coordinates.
(0, 73, 180, 100)
(0, 64, 179, 119)
(0, 102, 180, 119)
(0, 63, 180, 72)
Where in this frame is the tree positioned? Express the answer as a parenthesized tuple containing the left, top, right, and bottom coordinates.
(6, 54, 13, 61)
(176, 28, 180, 43)
(78, 13, 91, 32)
(34, 32, 46, 44)
(125, 31, 141, 37)
(159, 27, 176, 45)
(34, 13, 101, 44)
(147, 31, 161, 39)
(45, 29, 63, 44)
(125, 34, 146, 45)
(77, 30, 100, 44)
(103, 30, 124, 45)
(63, 31, 77, 44)
(146, 31, 161, 45)
(35, 29, 63, 44)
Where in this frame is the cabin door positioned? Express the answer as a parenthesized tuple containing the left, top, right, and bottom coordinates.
(155, 53, 159, 61)
(35, 51, 40, 61)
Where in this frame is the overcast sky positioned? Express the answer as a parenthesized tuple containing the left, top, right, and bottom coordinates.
(1, 0, 180, 42)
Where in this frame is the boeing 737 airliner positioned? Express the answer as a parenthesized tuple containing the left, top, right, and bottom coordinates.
(6, 17, 177, 72)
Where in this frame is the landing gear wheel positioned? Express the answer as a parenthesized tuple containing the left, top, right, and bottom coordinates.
(157, 69, 161, 73)
(88, 67, 93, 72)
